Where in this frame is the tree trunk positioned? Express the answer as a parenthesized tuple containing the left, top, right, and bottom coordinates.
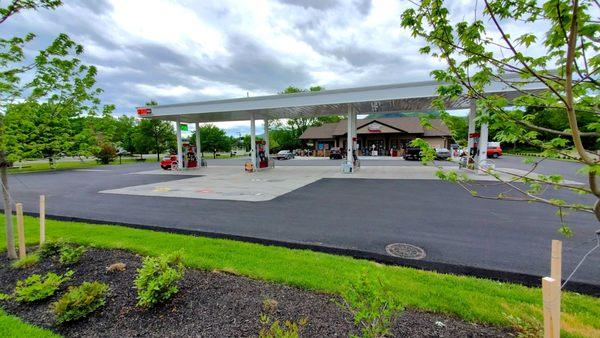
(0, 163, 17, 259)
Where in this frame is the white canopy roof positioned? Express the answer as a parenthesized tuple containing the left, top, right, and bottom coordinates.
(138, 78, 545, 123)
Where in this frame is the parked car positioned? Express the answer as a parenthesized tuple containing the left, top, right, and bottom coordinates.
(404, 147, 421, 161)
(160, 155, 177, 170)
(435, 148, 451, 160)
(329, 147, 343, 159)
(487, 145, 502, 158)
(116, 148, 131, 156)
(275, 150, 294, 160)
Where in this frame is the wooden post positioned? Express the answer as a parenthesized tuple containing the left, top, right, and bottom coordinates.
(542, 277, 560, 338)
(39, 195, 46, 245)
(551, 240, 562, 283)
(16, 203, 26, 258)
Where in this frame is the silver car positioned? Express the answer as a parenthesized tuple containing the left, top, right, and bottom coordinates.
(276, 150, 295, 160)
(435, 148, 451, 160)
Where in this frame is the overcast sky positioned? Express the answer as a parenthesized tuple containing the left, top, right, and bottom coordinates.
(1, 0, 515, 135)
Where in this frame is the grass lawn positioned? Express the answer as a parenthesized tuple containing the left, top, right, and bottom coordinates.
(0, 214, 599, 337)
(0, 309, 59, 338)
(8, 157, 158, 174)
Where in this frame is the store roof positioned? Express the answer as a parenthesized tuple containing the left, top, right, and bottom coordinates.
(299, 117, 451, 139)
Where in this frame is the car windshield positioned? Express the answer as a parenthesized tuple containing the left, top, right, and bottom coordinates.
(277, 151, 289, 154)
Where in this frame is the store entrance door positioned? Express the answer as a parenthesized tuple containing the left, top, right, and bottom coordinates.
(366, 139, 385, 156)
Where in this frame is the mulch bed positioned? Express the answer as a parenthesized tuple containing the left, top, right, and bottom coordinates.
(0, 247, 513, 337)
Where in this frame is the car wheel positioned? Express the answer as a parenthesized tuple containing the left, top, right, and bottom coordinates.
(161, 165, 170, 170)
(491, 153, 499, 158)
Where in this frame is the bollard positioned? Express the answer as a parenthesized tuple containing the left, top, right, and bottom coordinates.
(16, 203, 26, 258)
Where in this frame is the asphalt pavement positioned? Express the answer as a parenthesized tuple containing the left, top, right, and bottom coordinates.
(3, 158, 598, 288)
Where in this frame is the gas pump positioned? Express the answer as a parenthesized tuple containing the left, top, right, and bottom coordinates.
(256, 140, 268, 169)
(187, 146, 198, 168)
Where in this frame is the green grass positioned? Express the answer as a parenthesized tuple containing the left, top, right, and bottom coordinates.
(0, 309, 59, 338)
(8, 157, 158, 174)
(1, 214, 599, 337)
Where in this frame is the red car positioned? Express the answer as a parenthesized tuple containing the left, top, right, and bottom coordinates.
(160, 155, 178, 170)
(487, 145, 502, 158)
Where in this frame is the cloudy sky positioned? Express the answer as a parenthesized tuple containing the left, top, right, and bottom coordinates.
(1, 0, 495, 134)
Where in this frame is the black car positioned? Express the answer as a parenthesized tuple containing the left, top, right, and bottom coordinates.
(404, 147, 421, 161)
(329, 147, 343, 159)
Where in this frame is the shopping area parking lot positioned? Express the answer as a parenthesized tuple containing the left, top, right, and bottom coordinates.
(4, 156, 599, 287)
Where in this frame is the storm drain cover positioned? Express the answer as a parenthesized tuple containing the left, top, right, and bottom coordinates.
(385, 243, 426, 260)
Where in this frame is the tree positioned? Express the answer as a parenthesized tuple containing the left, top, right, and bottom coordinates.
(401, 0, 600, 233)
(189, 124, 232, 157)
(0, 0, 73, 259)
(137, 102, 176, 161)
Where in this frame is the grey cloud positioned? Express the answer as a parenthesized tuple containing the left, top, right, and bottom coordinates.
(278, 0, 339, 10)
(0, 0, 444, 115)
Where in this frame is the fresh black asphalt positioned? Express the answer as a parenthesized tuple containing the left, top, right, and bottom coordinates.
(3, 159, 598, 289)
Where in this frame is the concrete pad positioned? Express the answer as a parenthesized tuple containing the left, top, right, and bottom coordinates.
(100, 165, 580, 202)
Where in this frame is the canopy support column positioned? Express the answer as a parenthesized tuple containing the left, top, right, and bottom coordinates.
(250, 113, 257, 172)
(194, 122, 202, 160)
(467, 100, 476, 153)
(477, 113, 489, 168)
(264, 119, 270, 159)
(176, 119, 183, 170)
(346, 104, 355, 170)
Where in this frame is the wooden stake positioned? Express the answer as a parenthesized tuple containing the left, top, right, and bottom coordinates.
(550, 240, 561, 337)
(16, 203, 26, 259)
(39, 195, 46, 245)
(551, 240, 562, 284)
(542, 277, 560, 338)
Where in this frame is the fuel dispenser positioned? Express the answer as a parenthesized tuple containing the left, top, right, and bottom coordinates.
(244, 140, 269, 172)
(256, 140, 268, 169)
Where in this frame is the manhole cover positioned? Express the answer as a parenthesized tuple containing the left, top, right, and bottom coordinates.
(385, 243, 426, 260)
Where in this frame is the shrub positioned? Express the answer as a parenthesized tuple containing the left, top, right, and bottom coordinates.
(53, 281, 109, 323)
(259, 314, 307, 338)
(95, 143, 116, 164)
(59, 245, 87, 265)
(262, 298, 278, 313)
(134, 253, 184, 307)
(14, 271, 73, 302)
(38, 241, 65, 259)
(340, 272, 403, 338)
(11, 253, 40, 269)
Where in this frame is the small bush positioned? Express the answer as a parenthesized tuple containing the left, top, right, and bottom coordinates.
(14, 271, 73, 302)
(53, 281, 109, 323)
(11, 253, 40, 269)
(59, 245, 87, 265)
(134, 253, 184, 307)
(38, 241, 65, 259)
(259, 314, 307, 338)
(340, 272, 403, 338)
(106, 262, 126, 273)
(95, 143, 117, 164)
(262, 298, 278, 313)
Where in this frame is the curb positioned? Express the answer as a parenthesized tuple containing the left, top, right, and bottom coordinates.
(7, 210, 600, 297)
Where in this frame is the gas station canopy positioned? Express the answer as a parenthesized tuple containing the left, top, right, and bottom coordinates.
(136, 78, 545, 123)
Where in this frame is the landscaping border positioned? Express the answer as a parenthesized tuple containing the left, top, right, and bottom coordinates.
(10, 209, 600, 297)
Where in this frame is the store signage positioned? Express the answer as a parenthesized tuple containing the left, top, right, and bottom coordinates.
(137, 107, 152, 116)
(180, 124, 188, 131)
(469, 132, 480, 138)
(367, 122, 383, 133)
